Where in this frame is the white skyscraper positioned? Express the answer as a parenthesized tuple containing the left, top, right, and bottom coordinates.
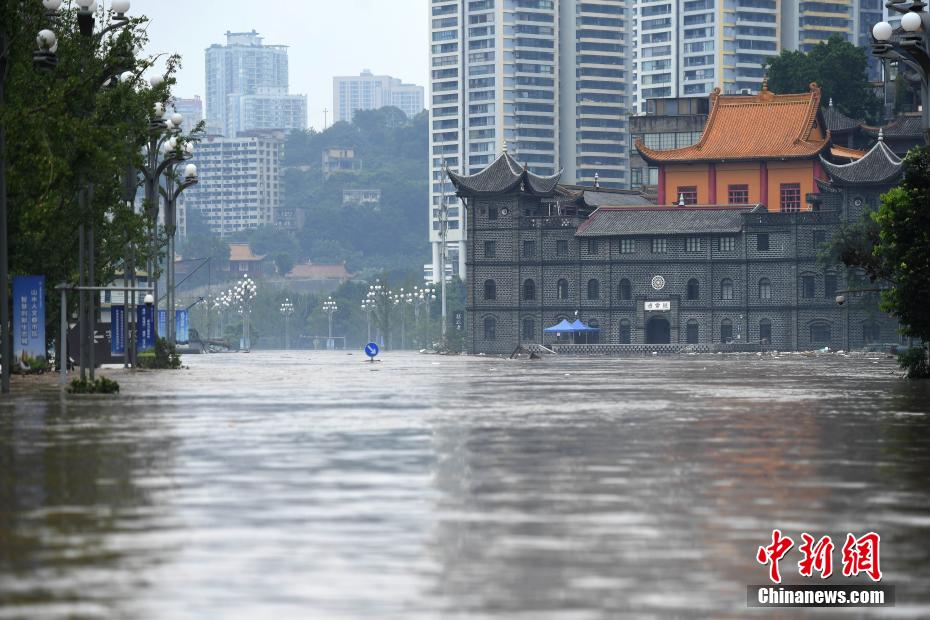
(427, 0, 632, 282)
(205, 31, 307, 137)
(333, 70, 425, 122)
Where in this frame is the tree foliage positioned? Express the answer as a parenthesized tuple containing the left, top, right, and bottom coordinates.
(282, 106, 429, 272)
(2, 2, 177, 337)
(764, 35, 882, 123)
(871, 145, 930, 344)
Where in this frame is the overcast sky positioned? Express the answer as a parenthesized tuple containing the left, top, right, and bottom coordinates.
(139, 0, 429, 130)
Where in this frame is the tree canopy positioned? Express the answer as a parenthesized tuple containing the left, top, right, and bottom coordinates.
(280, 106, 429, 272)
(3, 2, 177, 326)
(764, 35, 883, 123)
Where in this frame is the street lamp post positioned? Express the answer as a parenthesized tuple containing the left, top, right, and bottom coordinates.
(231, 275, 256, 351)
(362, 297, 375, 343)
(279, 297, 294, 349)
(162, 157, 197, 346)
(411, 285, 435, 350)
(871, 3, 930, 142)
(322, 296, 338, 349)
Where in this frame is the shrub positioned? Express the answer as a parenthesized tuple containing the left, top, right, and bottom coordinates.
(136, 338, 182, 369)
(897, 347, 930, 379)
(68, 377, 120, 394)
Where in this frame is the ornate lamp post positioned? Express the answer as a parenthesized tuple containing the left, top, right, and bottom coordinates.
(361, 296, 375, 343)
(871, 2, 930, 142)
(162, 157, 197, 346)
(411, 285, 435, 349)
(231, 275, 256, 351)
(279, 297, 294, 349)
(366, 280, 395, 348)
(322, 296, 338, 349)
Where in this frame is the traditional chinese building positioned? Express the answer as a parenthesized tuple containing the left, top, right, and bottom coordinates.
(455, 85, 901, 355)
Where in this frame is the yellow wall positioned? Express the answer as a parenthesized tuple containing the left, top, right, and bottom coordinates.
(716, 163, 761, 203)
(766, 160, 815, 212)
(663, 165, 709, 205)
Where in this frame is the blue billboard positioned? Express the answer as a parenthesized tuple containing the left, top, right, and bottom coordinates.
(12, 275, 46, 363)
(137, 305, 155, 352)
(175, 309, 190, 344)
(111, 305, 125, 355)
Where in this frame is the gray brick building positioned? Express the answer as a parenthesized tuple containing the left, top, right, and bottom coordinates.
(453, 146, 901, 355)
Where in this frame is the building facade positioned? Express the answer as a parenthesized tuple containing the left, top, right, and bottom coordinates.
(427, 0, 632, 283)
(456, 87, 901, 355)
(180, 132, 285, 236)
(205, 31, 307, 137)
(629, 95, 709, 192)
(333, 70, 425, 122)
(169, 96, 204, 136)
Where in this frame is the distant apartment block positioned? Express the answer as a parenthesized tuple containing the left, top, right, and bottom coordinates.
(169, 96, 204, 135)
(333, 70, 425, 122)
(342, 189, 381, 207)
(181, 132, 285, 236)
(205, 31, 307, 137)
(322, 148, 362, 179)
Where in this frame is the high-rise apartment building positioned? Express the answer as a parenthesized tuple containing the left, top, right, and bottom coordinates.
(631, 0, 780, 113)
(169, 96, 204, 135)
(333, 70, 425, 122)
(180, 132, 285, 236)
(427, 0, 632, 282)
(205, 31, 307, 137)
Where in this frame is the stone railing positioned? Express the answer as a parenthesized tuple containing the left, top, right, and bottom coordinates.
(743, 210, 840, 227)
(520, 216, 579, 230)
(550, 343, 764, 356)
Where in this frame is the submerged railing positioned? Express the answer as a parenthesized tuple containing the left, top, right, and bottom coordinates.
(550, 343, 764, 356)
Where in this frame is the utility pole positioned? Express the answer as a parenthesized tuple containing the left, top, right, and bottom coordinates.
(323, 107, 328, 129)
(439, 160, 448, 343)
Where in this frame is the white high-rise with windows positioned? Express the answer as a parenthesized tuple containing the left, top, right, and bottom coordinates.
(427, 0, 631, 282)
(333, 70, 426, 122)
(631, 0, 781, 113)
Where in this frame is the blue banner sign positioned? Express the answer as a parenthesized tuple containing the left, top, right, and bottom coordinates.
(111, 305, 125, 355)
(158, 309, 167, 339)
(12, 275, 46, 363)
(137, 305, 155, 352)
(175, 309, 190, 344)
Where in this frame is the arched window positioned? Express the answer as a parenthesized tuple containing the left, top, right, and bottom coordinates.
(687, 278, 700, 300)
(484, 279, 496, 300)
(862, 321, 881, 345)
(587, 279, 600, 300)
(720, 318, 733, 343)
(618, 319, 631, 344)
(721, 278, 734, 300)
(759, 318, 772, 344)
(619, 278, 632, 301)
(557, 278, 569, 300)
(483, 316, 497, 340)
(522, 318, 535, 341)
(810, 322, 831, 344)
(686, 319, 699, 344)
(522, 278, 536, 301)
(758, 277, 771, 300)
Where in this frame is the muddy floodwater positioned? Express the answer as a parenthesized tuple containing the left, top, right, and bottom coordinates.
(1, 352, 929, 619)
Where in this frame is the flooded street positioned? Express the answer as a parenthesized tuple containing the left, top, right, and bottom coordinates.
(2, 352, 930, 619)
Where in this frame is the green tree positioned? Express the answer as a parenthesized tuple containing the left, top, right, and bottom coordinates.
(2, 2, 178, 344)
(764, 35, 882, 123)
(871, 146, 930, 346)
(273, 252, 294, 277)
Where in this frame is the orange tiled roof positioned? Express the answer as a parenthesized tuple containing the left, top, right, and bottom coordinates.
(228, 243, 265, 262)
(637, 82, 830, 163)
(829, 145, 867, 161)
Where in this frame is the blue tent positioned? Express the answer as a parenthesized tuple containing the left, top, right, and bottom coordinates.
(543, 319, 575, 333)
(569, 319, 600, 332)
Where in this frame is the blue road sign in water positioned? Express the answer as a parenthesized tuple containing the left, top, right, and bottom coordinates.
(364, 342, 380, 358)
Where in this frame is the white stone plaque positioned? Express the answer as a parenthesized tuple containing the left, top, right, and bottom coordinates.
(645, 301, 671, 311)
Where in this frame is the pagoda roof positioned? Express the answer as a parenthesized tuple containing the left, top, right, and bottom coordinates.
(819, 136, 902, 186)
(636, 82, 830, 164)
(861, 113, 923, 138)
(822, 99, 861, 132)
(576, 205, 759, 237)
(447, 151, 563, 196)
